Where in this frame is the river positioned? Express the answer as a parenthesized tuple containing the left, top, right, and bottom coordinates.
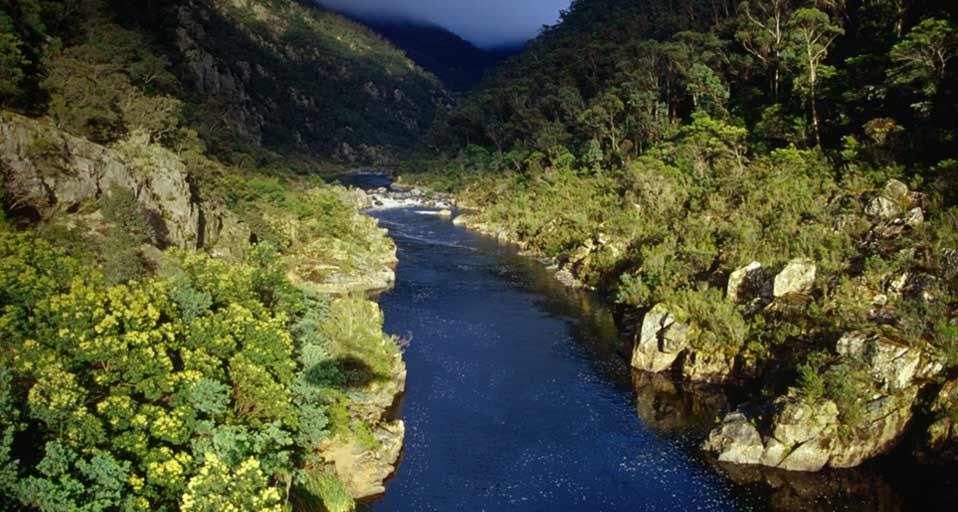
(338, 174, 955, 512)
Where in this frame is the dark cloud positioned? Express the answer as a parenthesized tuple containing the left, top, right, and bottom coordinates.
(318, 0, 570, 48)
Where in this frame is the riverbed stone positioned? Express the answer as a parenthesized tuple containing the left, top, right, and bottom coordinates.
(631, 304, 691, 373)
(773, 259, 816, 297)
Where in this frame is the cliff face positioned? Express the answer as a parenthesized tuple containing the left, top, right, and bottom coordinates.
(120, 0, 447, 163)
(0, 111, 248, 257)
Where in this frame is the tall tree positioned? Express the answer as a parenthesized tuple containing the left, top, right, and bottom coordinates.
(786, 7, 844, 146)
(736, 0, 793, 100)
(888, 17, 958, 112)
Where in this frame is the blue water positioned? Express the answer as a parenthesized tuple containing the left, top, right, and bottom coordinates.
(337, 175, 956, 512)
(366, 208, 752, 511)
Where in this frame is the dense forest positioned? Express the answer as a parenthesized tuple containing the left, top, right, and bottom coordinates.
(0, 0, 429, 510)
(407, 0, 958, 470)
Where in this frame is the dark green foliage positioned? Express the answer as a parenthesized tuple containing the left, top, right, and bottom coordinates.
(99, 185, 155, 285)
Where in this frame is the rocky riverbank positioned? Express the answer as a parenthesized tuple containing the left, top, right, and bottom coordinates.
(383, 172, 958, 474)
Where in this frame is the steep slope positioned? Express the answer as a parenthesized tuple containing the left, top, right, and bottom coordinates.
(355, 18, 517, 91)
(0, 1, 414, 510)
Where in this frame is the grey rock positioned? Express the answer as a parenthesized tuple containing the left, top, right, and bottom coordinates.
(631, 304, 691, 373)
(773, 259, 817, 297)
(703, 412, 765, 465)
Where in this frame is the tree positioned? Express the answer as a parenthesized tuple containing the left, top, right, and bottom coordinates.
(786, 7, 844, 146)
(736, 0, 794, 100)
(0, 12, 27, 101)
(888, 18, 958, 108)
(686, 63, 729, 116)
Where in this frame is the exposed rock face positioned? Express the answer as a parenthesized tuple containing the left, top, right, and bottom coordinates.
(0, 112, 244, 256)
(925, 379, 958, 462)
(773, 259, 817, 297)
(631, 304, 691, 373)
(866, 179, 911, 221)
(704, 329, 940, 472)
(866, 196, 902, 221)
(322, 420, 405, 500)
(827, 390, 916, 468)
(704, 411, 767, 466)
(836, 332, 943, 392)
(705, 390, 914, 472)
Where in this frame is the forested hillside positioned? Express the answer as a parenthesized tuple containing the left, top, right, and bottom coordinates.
(408, 0, 958, 470)
(353, 18, 517, 91)
(2, 0, 446, 164)
(0, 0, 424, 510)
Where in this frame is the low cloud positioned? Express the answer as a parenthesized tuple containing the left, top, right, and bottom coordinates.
(318, 0, 570, 48)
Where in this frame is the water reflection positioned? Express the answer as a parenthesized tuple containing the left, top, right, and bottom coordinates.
(632, 370, 731, 437)
(715, 462, 904, 512)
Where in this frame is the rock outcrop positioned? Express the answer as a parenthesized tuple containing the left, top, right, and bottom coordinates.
(705, 330, 941, 472)
(705, 389, 916, 472)
(631, 304, 691, 373)
(836, 332, 943, 393)
(0, 112, 246, 257)
(321, 421, 406, 500)
(925, 379, 958, 462)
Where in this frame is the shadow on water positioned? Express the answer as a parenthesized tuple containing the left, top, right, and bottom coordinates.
(337, 174, 957, 512)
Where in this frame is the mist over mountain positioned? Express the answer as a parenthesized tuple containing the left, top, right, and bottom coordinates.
(316, 0, 570, 48)
(356, 18, 522, 91)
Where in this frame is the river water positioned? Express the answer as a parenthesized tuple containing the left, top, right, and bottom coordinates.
(338, 175, 955, 512)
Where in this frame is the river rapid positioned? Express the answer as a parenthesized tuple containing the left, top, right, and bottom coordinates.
(337, 174, 955, 512)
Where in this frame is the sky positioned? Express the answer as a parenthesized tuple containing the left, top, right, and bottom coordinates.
(318, 0, 571, 48)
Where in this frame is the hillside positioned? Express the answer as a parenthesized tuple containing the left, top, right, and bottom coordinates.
(407, 0, 958, 471)
(4, 0, 447, 165)
(355, 18, 518, 91)
(0, 0, 420, 510)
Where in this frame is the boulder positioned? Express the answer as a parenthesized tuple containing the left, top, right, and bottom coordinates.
(437, 209, 453, 218)
(904, 207, 924, 227)
(773, 259, 817, 297)
(865, 196, 902, 221)
(778, 436, 834, 472)
(883, 179, 910, 203)
(726, 262, 766, 303)
(771, 397, 839, 447)
(703, 411, 765, 465)
(631, 304, 691, 373)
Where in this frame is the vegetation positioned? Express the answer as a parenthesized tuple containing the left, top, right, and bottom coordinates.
(0, 0, 411, 510)
(406, 0, 958, 435)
